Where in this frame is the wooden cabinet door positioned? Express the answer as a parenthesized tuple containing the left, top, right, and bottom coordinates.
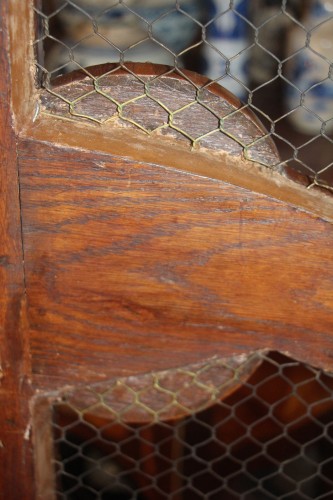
(2, 2, 333, 498)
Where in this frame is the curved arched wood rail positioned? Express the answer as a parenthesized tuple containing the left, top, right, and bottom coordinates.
(41, 62, 280, 168)
(11, 62, 333, 389)
(13, 62, 333, 393)
(31, 63, 333, 222)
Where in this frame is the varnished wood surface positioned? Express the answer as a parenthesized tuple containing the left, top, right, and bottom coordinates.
(28, 113, 333, 223)
(0, 2, 34, 498)
(18, 138, 333, 391)
(2, 3, 333, 498)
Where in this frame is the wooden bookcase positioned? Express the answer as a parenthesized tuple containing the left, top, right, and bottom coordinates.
(1, 1, 333, 498)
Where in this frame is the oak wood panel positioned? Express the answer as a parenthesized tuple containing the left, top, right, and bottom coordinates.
(3, 2, 332, 497)
(18, 139, 333, 391)
(0, 2, 34, 497)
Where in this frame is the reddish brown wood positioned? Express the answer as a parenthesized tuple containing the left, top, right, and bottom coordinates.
(28, 63, 333, 224)
(2, 0, 333, 489)
(1, 0, 333, 496)
(27, 112, 333, 223)
(17, 138, 333, 392)
(0, 2, 34, 497)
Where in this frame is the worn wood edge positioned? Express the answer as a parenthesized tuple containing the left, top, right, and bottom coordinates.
(31, 397, 57, 500)
(30, 352, 264, 426)
(8, 0, 38, 130)
(63, 353, 263, 422)
(51, 62, 243, 109)
(44, 62, 282, 170)
(49, 62, 274, 143)
(24, 114, 333, 224)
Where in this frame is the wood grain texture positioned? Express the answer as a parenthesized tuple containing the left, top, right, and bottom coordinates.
(27, 113, 333, 223)
(18, 138, 333, 391)
(3, 4, 333, 498)
(0, 2, 34, 498)
(42, 62, 280, 167)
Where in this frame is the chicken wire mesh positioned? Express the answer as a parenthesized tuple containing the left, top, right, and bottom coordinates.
(34, 0, 333, 190)
(50, 351, 333, 499)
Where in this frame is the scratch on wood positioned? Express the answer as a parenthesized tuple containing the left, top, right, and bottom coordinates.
(24, 421, 31, 441)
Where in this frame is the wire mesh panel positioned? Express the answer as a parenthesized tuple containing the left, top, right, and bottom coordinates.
(34, 0, 333, 190)
(50, 351, 333, 499)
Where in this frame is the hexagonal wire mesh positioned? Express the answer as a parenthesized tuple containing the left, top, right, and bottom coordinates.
(51, 351, 333, 499)
(34, 0, 333, 190)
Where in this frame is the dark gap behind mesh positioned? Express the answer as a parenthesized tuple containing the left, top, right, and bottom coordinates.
(52, 351, 333, 500)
